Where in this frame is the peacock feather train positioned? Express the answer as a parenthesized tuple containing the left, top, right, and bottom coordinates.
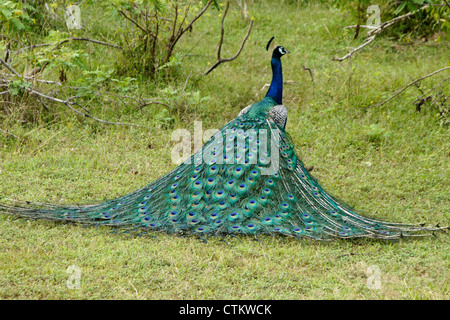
(0, 40, 447, 240)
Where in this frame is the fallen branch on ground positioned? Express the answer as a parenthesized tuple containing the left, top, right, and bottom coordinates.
(332, 35, 376, 62)
(412, 75, 450, 106)
(373, 67, 450, 107)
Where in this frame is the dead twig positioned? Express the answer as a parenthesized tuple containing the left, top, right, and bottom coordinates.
(374, 67, 450, 107)
(204, 2, 253, 76)
(412, 75, 450, 105)
(336, 253, 360, 259)
(1, 62, 168, 117)
(344, 24, 379, 31)
(136, 100, 171, 110)
(36, 94, 50, 112)
(0, 57, 20, 76)
(119, 9, 148, 34)
(332, 35, 376, 62)
(12, 43, 52, 55)
(303, 66, 314, 82)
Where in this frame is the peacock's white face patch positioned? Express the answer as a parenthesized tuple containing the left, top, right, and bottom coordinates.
(278, 47, 289, 55)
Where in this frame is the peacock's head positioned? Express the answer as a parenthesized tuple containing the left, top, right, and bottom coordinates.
(272, 46, 290, 59)
(266, 36, 289, 59)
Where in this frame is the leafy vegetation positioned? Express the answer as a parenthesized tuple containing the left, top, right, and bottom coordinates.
(0, 0, 449, 299)
(333, 0, 450, 40)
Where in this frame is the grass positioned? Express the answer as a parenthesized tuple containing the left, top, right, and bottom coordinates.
(0, 222, 448, 299)
(0, 1, 449, 299)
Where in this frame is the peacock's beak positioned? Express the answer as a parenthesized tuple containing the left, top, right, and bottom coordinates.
(285, 49, 290, 54)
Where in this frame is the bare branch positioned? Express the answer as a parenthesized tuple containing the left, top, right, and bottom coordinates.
(180, 0, 210, 37)
(217, 2, 230, 61)
(28, 78, 61, 85)
(166, 0, 213, 63)
(1, 50, 142, 127)
(119, 9, 148, 34)
(332, 35, 376, 62)
(136, 100, 171, 110)
(204, 3, 253, 76)
(218, 21, 253, 63)
(0, 33, 23, 46)
(0, 57, 20, 76)
(13, 43, 53, 55)
(171, 3, 179, 45)
(374, 67, 450, 107)
(369, 4, 429, 37)
(2, 70, 168, 117)
(177, 0, 193, 36)
(17, 85, 144, 127)
(412, 75, 450, 105)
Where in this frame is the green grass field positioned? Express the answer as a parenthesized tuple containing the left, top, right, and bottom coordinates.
(0, 1, 449, 299)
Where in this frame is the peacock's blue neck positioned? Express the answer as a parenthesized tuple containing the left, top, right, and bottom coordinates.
(265, 57, 283, 105)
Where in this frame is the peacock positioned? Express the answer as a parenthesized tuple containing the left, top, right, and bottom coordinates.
(0, 38, 447, 241)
